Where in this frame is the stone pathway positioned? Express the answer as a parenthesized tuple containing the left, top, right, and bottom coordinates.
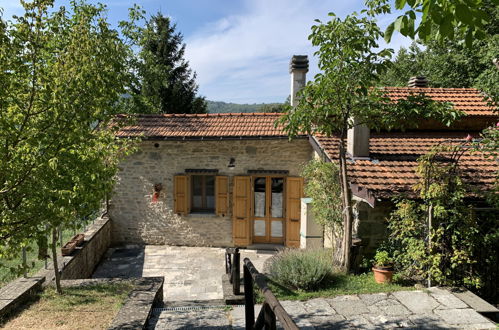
(92, 246, 496, 329)
(93, 245, 274, 302)
(148, 288, 497, 329)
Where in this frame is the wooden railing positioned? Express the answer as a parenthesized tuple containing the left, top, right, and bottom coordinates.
(225, 247, 241, 295)
(225, 248, 298, 329)
(243, 258, 299, 330)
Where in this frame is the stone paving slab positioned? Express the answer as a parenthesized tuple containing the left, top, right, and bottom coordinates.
(93, 245, 274, 302)
(150, 289, 496, 329)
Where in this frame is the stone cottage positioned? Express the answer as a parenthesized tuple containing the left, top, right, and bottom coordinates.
(110, 55, 497, 253)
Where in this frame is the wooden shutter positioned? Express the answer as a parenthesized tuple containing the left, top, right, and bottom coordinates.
(174, 175, 189, 215)
(232, 176, 251, 246)
(285, 177, 303, 248)
(215, 176, 228, 216)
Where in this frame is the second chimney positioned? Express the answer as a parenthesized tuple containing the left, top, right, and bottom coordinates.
(289, 55, 309, 107)
(347, 118, 370, 159)
(408, 76, 428, 88)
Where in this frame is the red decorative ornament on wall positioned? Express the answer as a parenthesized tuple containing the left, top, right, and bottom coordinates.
(152, 183, 163, 203)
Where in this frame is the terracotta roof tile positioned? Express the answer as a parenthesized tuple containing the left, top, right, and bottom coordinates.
(114, 113, 293, 138)
(114, 88, 495, 138)
(383, 87, 495, 116)
(314, 131, 498, 198)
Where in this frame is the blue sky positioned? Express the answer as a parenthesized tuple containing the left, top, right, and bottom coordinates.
(0, 0, 412, 103)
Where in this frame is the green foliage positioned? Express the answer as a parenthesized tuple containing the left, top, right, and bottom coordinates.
(373, 250, 393, 268)
(301, 160, 342, 228)
(378, 3, 498, 105)
(278, 10, 462, 271)
(0, 0, 135, 264)
(387, 144, 488, 289)
(259, 272, 412, 302)
(120, 10, 206, 114)
(266, 249, 333, 290)
(258, 103, 287, 113)
(279, 12, 462, 138)
(367, 0, 495, 45)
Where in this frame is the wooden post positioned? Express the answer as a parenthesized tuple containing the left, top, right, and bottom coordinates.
(232, 248, 240, 295)
(225, 251, 231, 275)
(264, 302, 277, 330)
(244, 263, 255, 329)
(244, 258, 299, 330)
(22, 247, 27, 278)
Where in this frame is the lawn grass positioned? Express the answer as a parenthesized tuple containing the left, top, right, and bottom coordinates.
(0, 282, 134, 330)
(0, 228, 82, 288)
(258, 272, 414, 302)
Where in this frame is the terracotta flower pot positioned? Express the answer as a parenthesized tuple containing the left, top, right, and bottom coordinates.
(61, 241, 77, 256)
(71, 234, 85, 247)
(372, 267, 394, 283)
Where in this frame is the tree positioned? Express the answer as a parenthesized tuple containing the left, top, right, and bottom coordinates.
(367, 0, 496, 46)
(279, 12, 461, 271)
(122, 11, 207, 114)
(259, 103, 286, 113)
(0, 0, 134, 293)
(379, 2, 498, 104)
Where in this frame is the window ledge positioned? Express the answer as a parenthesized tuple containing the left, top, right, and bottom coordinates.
(187, 212, 218, 218)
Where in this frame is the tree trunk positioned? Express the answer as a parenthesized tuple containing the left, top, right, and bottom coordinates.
(339, 137, 354, 272)
(51, 227, 62, 294)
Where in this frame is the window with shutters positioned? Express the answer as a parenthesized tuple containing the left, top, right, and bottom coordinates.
(191, 175, 215, 213)
(174, 174, 228, 216)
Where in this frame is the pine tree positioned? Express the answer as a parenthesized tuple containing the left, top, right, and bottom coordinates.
(126, 13, 207, 114)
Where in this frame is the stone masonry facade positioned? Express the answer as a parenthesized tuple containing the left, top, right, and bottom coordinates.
(109, 138, 313, 246)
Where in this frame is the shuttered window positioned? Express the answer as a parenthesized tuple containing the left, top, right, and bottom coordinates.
(174, 174, 228, 216)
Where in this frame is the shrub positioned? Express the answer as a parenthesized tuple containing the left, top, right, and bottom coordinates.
(266, 249, 332, 290)
(373, 250, 393, 268)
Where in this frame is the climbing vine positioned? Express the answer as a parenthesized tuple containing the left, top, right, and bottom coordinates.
(302, 159, 343, 229)
(387, 142, 487, 289)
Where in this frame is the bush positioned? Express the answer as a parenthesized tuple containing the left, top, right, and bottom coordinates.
(266, 249, 332, 290)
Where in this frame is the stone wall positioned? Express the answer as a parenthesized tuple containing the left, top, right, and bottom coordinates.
(355, 200, 393, 257)
(109, 138, 313, 246)
(0, 216, 111, 320)
(61, 216, 111, 279)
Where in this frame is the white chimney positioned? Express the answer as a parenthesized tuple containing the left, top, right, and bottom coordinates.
(289, 55, 309, 107)
(347, 118, 370, 158)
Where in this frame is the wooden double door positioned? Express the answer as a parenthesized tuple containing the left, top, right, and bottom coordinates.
(232, 175, 303, 247)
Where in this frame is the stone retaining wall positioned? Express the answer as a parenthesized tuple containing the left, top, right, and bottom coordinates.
(61, 216, 112, 279)
(0, 216, 111, 320)
(109, 139, 313, 246)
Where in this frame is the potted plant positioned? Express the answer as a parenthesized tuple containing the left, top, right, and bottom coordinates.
(372, 250, 394, 283)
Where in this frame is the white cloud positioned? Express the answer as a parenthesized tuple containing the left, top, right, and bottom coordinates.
(185, 0, 355, 103)
(185, 0, 413, 103)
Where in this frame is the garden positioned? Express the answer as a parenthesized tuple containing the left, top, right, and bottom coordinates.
(259, 248, 412, 302)
(0, 281, 133, 329)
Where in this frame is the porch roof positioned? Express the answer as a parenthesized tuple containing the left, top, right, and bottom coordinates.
(312, 131, 498, 203)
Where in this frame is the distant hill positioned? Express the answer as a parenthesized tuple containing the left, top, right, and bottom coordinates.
(206, 100, 285, 113)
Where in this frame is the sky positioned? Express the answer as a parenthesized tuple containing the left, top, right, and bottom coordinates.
(0, 0, 413, 104)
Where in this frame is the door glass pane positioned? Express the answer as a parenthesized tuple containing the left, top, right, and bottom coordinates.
(254, 220, 266, 236)
(271, 178, 284, 218)
(271, 221, 283, 237)
(192, 175, 203, 209)
(254, 177, 266, 217)
(205, 175, 215, 209)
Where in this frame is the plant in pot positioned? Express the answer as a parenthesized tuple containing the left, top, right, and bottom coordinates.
(372, 250, 394, 284)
